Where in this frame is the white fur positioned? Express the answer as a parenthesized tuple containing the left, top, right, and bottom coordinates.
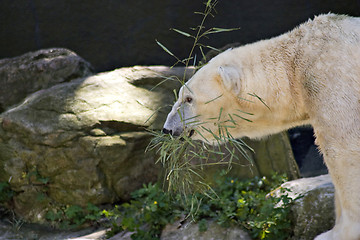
(218, 66, 242, 94)
(163, 14, 360, 239)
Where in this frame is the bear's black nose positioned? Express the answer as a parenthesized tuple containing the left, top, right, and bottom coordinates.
(162, 128, 172, 135)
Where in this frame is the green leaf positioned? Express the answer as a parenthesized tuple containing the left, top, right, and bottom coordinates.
(206, 45, 221, 52)
(171, 28, 193, 38)
(199, 45, 207, 62)
(206, 0, 212, 7)
(233, 113, 252, 122)
(204, 94, 223, 104)
(248, 93, 271, 111)
(65, 205, 83, 219)
(206, 27, 240, 35)
(236, 109, 254, 115)
(198, 219, 208, 232)
(155, 40, 177, 58)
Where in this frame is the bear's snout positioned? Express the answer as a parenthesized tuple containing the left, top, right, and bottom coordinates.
(162, 128, 195, 139)
(162, 127, 183, 137)
(162, 128, 172, 135)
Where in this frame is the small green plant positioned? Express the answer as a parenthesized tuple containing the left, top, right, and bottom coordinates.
(0, 181, 14, 203)
(102, 173, 293, 240)
(27, 169, 50, 185)
(45, 203, 101, 229)
(190, 173, 293, 240)
(102, 183, 182, 240)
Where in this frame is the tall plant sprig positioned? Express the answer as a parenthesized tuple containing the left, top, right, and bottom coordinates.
(148, 0, 249, 196)
(156, 0, 239, 83)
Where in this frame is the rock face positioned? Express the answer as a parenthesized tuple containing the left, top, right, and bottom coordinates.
(201, 132, 300, 184)
(0, 48, 93, 112)
(0, 50, 299, 224)
(273, 174, 335, 240)
(0, 65, 189, 223)
(242, 133, 299, 180)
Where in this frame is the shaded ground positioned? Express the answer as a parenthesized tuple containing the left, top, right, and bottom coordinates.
(0, 218, 105, 240)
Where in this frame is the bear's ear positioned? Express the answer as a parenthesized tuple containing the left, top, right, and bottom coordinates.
(218, 66, 242, 94)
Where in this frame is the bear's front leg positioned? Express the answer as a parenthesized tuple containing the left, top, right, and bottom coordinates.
(314, 141, 360, 240)
(315, 208, 360, 240)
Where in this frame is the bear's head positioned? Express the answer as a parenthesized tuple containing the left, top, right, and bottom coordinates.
(162, 51, 259, 143)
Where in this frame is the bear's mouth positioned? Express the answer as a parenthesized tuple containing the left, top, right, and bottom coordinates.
(189, 129, 195, 138)
(179, 129, 195, 141)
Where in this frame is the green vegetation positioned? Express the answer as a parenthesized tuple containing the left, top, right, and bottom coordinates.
(102, 173, 294, 240)
(45, 203, 101, 229)
(102, 182, 180, 240)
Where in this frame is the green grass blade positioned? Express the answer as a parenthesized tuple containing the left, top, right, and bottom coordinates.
(156, 39, 176, 58)
(206, 27, 241, 35)
(171, 28, 193, 38)
(248, 93, 271, 111)
(233, 113, 252, 122)
(204, 94, 223, 104)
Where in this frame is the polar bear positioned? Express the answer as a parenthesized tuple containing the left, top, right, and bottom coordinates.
(162, 14, 360, 240)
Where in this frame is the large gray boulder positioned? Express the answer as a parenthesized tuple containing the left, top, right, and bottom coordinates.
(0, 65, 189, 223)
(273, 174, 335, 240)
(0, 48, 93, 112)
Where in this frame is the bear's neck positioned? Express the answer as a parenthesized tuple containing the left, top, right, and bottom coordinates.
(231, 33, 311, 135)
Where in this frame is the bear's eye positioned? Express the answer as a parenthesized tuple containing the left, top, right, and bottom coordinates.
(185, 97, 193, 103)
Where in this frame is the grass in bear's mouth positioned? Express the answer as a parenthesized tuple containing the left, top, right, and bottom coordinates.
(146, 126, 253, 196)
(177, 129, 195, 141)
